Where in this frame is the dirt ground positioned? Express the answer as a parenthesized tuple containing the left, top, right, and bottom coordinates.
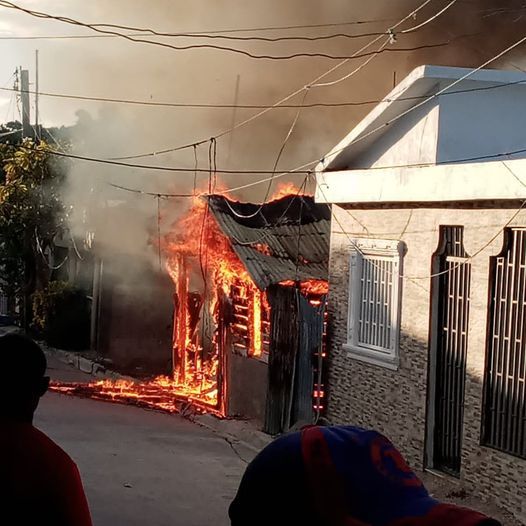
(421, 471, 522, 525)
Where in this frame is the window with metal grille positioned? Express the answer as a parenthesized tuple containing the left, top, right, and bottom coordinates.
(344, 239, 405, 370)
(482, 227, 526, 459)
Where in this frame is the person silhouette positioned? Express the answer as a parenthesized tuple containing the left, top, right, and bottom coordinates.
(229, 425, 501, 526)
(0, 333, 93, 525)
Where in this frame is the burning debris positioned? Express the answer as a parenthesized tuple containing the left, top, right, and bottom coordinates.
(50, 377, 222, 417)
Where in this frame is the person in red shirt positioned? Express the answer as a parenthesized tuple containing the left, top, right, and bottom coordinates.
(0, 333, 93, 526)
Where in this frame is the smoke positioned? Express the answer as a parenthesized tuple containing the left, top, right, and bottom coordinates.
(15, 0, 523, 280)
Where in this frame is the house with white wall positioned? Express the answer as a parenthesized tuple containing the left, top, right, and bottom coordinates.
(316, 65, 526, 522)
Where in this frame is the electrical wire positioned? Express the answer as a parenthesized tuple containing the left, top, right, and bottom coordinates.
(126, 0, 434, 159)
(310, 38, 390, 88)
(0, 18, 401, 40)
(8, 60, 526, 112)
(109, 1, 437, 162)
(501, 160, 526, 189)
(108, 183, 194, 198)
(69, 231, 84, 261)
(26, 142, 526, 201)
(400, 0, 458, 33)
(156, 195, 162, 270)
(316, 175, 526, 284)
(20, 145, 313, 174)
(0, 30, 407, 43)
(249, 33, 526, 200)
(2, 0, 436, 163)
(0, 1, 455, 61)
(322, 146, 526, 172)
(317, 34, 526, 170)
(224, 88, 310, 219)
(207, 143, 526, 198)
(86, 24, 394, 42)
(0, 129, 20, 138)
(209, 174, 311, 248)
(35, 228, 69, 270)
(193, 144, 198, 196)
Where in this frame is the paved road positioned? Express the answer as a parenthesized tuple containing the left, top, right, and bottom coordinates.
(34, 356, 246, 526)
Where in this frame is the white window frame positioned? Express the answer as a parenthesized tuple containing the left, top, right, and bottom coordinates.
(343, 238, 404, 371)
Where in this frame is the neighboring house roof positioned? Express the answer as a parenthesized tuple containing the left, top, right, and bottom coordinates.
(315, 65, 526, 205)
(318, 65, 526, 173)
(207, 195, 330, 290)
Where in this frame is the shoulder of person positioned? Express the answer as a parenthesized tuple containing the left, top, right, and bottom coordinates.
(31, 426, 78, 470)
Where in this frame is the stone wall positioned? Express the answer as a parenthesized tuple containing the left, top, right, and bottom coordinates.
(326, 203, 526, 522)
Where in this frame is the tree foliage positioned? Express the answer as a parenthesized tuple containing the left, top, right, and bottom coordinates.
(32, 280, 90, 350)
(0, 139, 70, 310)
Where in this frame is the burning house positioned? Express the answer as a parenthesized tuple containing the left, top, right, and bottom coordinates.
(58, 187, 330, 434)
(165, 189, 330, 433)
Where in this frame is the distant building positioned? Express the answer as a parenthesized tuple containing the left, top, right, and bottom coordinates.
(316, 65, 526, 522)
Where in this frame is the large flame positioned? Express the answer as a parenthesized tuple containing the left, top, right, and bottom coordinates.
(51, 184, 331, 418)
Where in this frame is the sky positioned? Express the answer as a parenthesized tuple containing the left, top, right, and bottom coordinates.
(0, 0, 525, 200)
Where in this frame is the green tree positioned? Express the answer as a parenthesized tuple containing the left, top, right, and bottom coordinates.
(0, 139, 70, 324)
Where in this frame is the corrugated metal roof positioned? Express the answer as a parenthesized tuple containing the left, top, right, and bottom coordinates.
(208, 195, 330, 290)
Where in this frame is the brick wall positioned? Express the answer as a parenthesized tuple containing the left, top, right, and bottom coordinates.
(326, 204, 526, 522)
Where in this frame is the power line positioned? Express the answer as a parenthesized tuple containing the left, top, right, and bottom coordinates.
(0, 18, 400, 40)
(0, 29, 401, 43)
(323, 147, 526, 172)
(0, 1, 458, 61)
(400, 0, 458, 33)
(99, 141, 526, 200)
(316, 35, 526, 172)
(104, 1, 444, 160)
(220, 1, 459, 220)
(0, 70, 521, 113)
(18, 143, 313, 175)
(86, 24, 395, 42)
(108, 183, 193, 198)
(224, 89, 310, 219)
(3, 0, 517, 42)
(316, 175, 526, 285)
(219, 36, 526, 197)
(220, 144, 526, 198)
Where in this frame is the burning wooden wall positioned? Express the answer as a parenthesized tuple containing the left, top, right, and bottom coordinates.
(163, 191, 331, 427)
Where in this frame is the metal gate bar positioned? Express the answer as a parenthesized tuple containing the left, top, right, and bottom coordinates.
(432, 226, 471, 476)
(483, 228, 526, 459)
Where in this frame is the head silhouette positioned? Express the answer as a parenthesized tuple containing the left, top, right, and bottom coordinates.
(0, 333, 49, 423)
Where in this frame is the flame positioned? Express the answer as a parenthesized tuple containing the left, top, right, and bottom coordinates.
(270, 182, 302, 201)
(252, 242, 272, 257)
(50, 376, 222, 417)
(251, 290, 263, 357)
(161, 192, 266, 408)
(280, 279, 329, 296)
(50, 189, 327, 418)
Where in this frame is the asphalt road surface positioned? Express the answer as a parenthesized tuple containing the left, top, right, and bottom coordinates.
(34, 356, 246, 526)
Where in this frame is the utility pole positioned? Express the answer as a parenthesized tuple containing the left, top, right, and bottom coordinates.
(19, 67, 31, 138)
(35, 50, 40, 140)
(226, 74, 241, 169)
(19, 67, 31, 328)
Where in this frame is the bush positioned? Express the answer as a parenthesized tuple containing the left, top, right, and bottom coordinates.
(31, 281, 90, 350)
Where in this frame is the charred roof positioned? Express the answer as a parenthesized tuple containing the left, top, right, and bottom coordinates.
(207, 194, 330, 291)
